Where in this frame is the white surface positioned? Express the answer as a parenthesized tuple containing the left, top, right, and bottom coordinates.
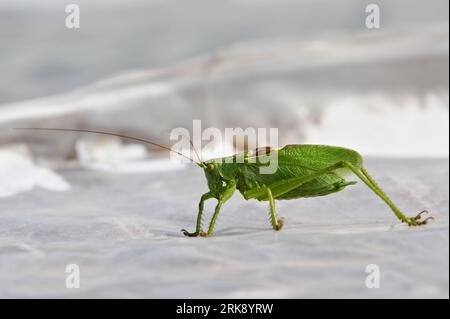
(0, 145, 69, 198)
(0, 158, 448, 298)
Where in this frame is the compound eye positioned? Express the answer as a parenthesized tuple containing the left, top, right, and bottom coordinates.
(208, 164, 214, 170)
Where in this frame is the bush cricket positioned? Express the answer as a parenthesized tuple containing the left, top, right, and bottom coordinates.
(16, 128, 433, 237)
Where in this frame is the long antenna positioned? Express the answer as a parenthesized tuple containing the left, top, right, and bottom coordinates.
(178, 132, 202, 163)
(14, 127, 200, 165)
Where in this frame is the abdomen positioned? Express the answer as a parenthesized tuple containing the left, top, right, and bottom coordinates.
(237, 144, 363, 200)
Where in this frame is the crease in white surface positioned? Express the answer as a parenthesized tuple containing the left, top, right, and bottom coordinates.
(0, 145, 70, 197)
(75, 137, 187, 173)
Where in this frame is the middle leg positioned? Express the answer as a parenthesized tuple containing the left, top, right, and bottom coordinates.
(267, 188, 283, 231)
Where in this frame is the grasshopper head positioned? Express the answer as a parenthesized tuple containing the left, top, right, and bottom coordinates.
(201, 160, 225, 197)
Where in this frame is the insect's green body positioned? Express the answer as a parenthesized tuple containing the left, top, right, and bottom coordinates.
(210, 145, 362, 201)
(15, 128, 431, 238)
(182, 144, 432, 237)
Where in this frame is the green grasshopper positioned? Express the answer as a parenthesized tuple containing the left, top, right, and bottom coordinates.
(16, 128, 433, 237)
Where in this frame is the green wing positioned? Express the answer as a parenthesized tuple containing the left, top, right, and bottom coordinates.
(236, 144, 363, 200)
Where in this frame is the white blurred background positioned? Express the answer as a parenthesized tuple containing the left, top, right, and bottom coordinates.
(0, 0, 448, 159)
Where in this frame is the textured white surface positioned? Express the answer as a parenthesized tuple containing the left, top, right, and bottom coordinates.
(0, 158, 448, 298)
(0, 145, 69, 197)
